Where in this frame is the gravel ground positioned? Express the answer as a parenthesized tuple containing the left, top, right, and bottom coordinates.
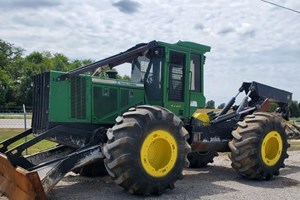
(1, 151, 299, 200)
(47, 151, 300, 200)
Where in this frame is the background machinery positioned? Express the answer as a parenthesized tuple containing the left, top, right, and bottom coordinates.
(0, 40, 299, 200)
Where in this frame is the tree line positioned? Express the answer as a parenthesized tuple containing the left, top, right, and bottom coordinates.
(0, 39, 128, 108)
(206, 100, 300, 118)
(1, 39, 299, 117)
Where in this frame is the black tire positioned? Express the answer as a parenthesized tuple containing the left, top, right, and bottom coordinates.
(229, 112, 289, 180)
(188, 151, 218, 168)
(103, 105, 191, 195)
(78, 160, 108, 177)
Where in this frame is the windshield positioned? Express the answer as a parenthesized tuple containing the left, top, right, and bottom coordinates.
(131, 49, 163, 101)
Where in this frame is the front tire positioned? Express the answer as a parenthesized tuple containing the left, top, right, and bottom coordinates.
(103, 105, 191, 195)
(229, 112, 289, 180)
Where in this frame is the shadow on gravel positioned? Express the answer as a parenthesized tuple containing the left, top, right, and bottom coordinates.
(186, 164, 300, 191)
(175, 166, 238, 198)
(280, 165, 300, 176)
(48, 166, 237, 200)
(48, 163, 300, 200)
(48, 174, 132, 200)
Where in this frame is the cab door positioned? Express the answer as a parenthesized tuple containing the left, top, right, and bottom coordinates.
(164, 50, 188, 118)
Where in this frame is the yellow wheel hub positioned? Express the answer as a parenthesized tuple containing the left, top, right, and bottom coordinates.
(140, 130, 178, 177)
(261, 131, 283, 166)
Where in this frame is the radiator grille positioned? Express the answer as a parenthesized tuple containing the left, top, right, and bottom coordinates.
(70, 76, 87, 119)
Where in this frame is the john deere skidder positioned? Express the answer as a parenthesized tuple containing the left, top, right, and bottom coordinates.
(0, 41, 299, 200)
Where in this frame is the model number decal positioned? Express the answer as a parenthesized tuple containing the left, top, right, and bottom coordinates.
(171, 104, 182, 108)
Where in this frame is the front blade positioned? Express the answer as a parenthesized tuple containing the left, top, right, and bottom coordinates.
(0, 153, 46, 200)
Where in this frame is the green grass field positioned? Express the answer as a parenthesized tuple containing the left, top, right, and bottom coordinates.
(0, 128, 57, 155)
(0, 115, 32, 119)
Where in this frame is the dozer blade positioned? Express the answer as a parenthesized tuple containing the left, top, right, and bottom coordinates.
(0, 145, 104, 200)
(0, 126, 105, 199)
(0, 153, 46, 200)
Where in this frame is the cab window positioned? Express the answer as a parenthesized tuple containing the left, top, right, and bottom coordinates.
(190, 54, 201, 92)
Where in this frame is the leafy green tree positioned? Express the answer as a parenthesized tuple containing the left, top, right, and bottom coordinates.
(69, 59, 93, 70)
(0, 69, 12, 105)
(289, 101, 300, 118)
(81, 59, 93, 66)
(0, 39, 24, 70)
(206, 100, 215, 109)
(217, 103, 225, 109)
(52, 53, 69, 71)
(122, 75, 130, 81)
(0, 40, 24, 107)
(269, 102, 279, 112)
(0, 38, 132, 108)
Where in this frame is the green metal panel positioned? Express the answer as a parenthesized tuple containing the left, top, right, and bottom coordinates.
(158, 41, 211, 55)
(48, 71, 145, 125)
(48, 71, 92, 123)
(93, 86, 119, 123)
(121, 89, 129, 107)
(120, 87, 144, 113)
(91, 78, 145, 124)
(189, 92, 206, 116)
(176, 41, 211, 54)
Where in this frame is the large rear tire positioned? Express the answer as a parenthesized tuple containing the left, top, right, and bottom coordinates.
(188, 151, 218, 168)
(103, 105, 191, 195)
(229, 112, 289, 180)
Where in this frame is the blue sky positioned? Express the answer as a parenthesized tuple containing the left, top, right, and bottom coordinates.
(0, 0, 299, 105)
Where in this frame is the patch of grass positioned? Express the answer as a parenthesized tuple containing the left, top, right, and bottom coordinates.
(0, 128, 56, 155)
(0, 128, 23, 139)
(0, 115, 32, 119)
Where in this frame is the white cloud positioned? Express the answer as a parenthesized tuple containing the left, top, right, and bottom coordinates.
(236, 23, 255, 37)
(0, 0, 299, 105)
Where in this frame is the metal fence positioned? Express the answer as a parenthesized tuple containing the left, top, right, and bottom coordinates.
(0, 105, 32, 114)
(0, 105, 31, 129)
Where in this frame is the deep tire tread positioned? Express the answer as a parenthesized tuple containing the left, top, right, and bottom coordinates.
(103, 105, 191, 195)
(229, 112, 289, 180)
